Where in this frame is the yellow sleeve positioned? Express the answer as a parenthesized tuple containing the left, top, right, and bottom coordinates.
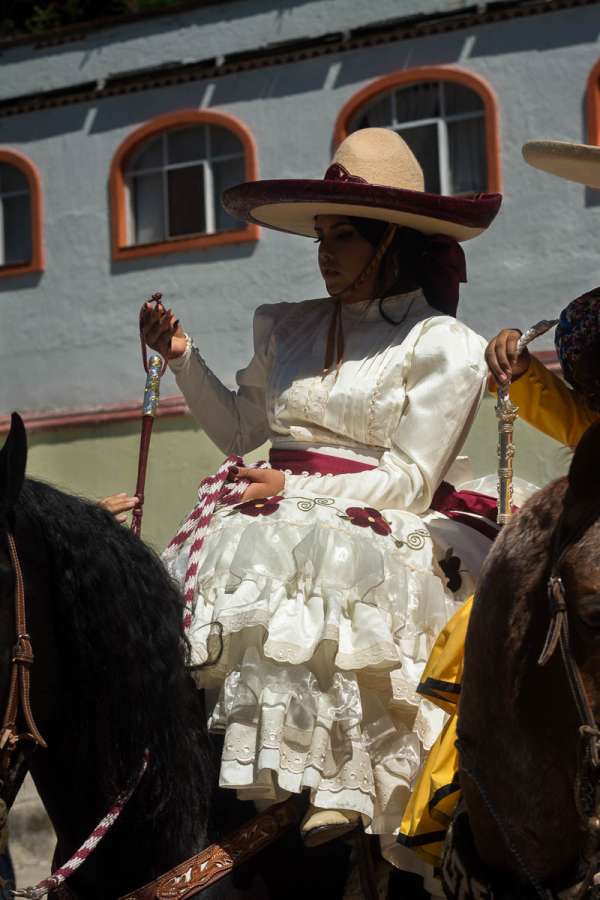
(491, 356, 598, 448)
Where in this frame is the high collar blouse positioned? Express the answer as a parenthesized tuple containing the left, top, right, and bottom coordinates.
(169, 290, 488, 515)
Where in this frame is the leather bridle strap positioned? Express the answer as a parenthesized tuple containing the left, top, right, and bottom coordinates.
(537, 500, 600, 898)
(118, 798, 300, 900)
(538, 501, 600, 747)
(0, 532, 47, 774)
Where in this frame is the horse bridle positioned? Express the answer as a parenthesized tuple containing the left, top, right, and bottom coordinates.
(536, 497, 600, 898)
(0, 531, 47, 808)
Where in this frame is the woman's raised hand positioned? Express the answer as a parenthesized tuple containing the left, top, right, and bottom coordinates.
(485, 329, 531, 386)
(228, 466, 285, 502)
(141, 300, 187, 360)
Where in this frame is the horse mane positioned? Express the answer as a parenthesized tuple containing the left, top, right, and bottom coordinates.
(17, 478, 213, 852)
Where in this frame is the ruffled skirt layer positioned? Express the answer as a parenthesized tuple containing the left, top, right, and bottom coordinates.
(163, 491, 481, 836)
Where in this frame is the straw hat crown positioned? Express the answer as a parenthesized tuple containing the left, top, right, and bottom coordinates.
(332, 128, 425, 192)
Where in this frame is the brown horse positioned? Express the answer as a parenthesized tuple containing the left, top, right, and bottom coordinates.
(444, 422, 600, 898)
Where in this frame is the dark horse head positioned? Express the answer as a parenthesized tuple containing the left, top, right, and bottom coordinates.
(456, 420, 600, 897)
(0, 413, 239, 899)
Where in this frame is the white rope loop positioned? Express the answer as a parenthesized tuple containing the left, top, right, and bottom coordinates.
(12, 754, 149, 899)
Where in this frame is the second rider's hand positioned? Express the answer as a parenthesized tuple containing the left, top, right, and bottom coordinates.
(485, 329, 531, 386)
(228, 467, 285, 502)
(100, 493, 139, 524)
(141, 300, 188, 360)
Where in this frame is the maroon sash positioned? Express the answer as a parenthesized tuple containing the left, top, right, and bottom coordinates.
(269, 449, 502, 541)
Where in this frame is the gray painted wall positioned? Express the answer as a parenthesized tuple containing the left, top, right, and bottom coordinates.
(1, 3, 600, 415)
(0, 0, 496, 101)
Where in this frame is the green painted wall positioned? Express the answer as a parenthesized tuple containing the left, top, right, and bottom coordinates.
(25, 395, 570, 554)
(26, 415, 269, 552)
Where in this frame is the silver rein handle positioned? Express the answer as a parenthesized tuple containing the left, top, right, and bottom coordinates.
(495, 319, 559, 524)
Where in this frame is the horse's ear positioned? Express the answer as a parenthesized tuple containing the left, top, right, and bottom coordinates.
(568, 420, 600, 501)
(0, 413, 28, 518)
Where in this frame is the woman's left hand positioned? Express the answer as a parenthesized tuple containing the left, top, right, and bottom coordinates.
(229, 467, 285, 502)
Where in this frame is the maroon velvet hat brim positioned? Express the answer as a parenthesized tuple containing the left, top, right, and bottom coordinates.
(222, 179, 502, 242)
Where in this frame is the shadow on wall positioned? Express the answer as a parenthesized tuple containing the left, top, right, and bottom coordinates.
(1, 0, 323, 67)
(466, 6, 600, 56)
(0, 105, 90, 141)
(0, 271, 43, 293)
(108, 235, 259, 276)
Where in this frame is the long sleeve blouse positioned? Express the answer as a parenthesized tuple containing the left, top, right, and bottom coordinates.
(169, 291, 488, 515)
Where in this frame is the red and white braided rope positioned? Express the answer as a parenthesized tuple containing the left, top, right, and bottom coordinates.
(163, 455, 268, 630)
(13, 754, 149, 899)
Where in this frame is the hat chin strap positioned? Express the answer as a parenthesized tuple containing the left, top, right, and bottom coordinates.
(323, 224, 397, 376)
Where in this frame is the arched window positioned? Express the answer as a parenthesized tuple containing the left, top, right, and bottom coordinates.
(587, 59, 600, 146)
(0, 149, 44, 279)
(334, 67, 502, 195)
(110, 110, 259, 261)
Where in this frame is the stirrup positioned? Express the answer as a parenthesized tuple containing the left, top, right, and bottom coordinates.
(300, 806, 361, 848)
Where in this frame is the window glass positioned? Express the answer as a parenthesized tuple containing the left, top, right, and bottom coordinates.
(348, 79, 487, 196)
(167, 127, 206, 166)
(2, 194, 32, 265)
(126, 123, 246, 245)
(399, 123, 440, 193)
(132, 172, 164, 244)
(128, 136, 163, 173)
(443, 83, 484, 116)
(168, 165, 205, 237)
(213, 156, 246, 230)
(0, 163, 32, 266)
(396, 83, 440, 122)
(351, 93, 392, 130)
(448, 117, 487, 194)
(0, 163, 28, 194)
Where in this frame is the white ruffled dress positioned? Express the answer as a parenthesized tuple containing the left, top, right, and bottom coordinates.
(164, 290, 487, 842)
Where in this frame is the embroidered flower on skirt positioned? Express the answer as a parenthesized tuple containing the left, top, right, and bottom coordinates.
(344, 506, 392, 536)
(234, 496, 284, 517)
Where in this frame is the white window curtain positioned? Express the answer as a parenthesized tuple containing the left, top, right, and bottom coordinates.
(124, 125, 246, 247)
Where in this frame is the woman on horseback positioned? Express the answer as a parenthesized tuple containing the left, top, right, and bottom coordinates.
(140, 127, 501, 884)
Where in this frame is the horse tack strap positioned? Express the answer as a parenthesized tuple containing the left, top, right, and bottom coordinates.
(119, 799, 300, 900)
(0, 533, 46, 763)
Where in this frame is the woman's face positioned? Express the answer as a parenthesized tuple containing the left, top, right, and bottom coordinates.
(315, 215, 377, 299)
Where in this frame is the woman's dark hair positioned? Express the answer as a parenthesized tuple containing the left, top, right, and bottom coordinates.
(350, 217, 465, 319)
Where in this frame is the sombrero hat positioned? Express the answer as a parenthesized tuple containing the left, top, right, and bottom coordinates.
(522, 139, 600, 189)
(222, 128, 502, 242)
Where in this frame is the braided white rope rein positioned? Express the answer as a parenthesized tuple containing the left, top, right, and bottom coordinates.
(163, 455, 269, 630)
(14, 457, 267, 899)
(12, 754, 149, 899)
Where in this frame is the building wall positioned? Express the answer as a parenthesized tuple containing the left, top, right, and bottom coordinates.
(0, 2, 597, 534)
(0, 0, 498, 101)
